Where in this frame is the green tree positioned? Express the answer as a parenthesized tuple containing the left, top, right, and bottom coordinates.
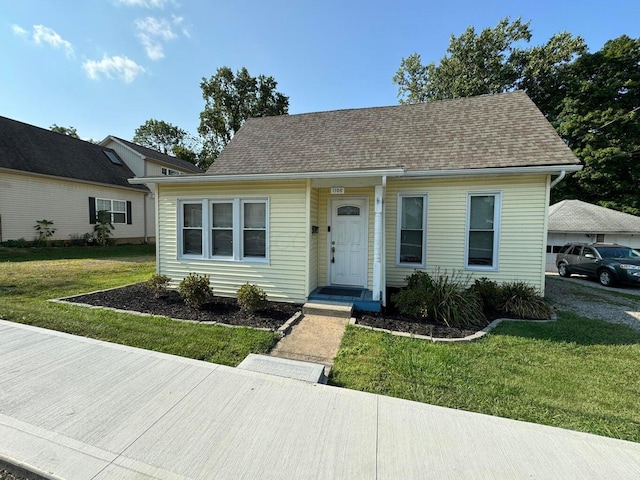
(551, 36, 640, 214)
(393, 17, 585, 113)
(133, 119, 188, 155)
(50, 124, 79, 138)
(198, 66, 289, 164)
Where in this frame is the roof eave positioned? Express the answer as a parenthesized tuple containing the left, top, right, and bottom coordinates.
(402, 164, 583, 179)
(130, 163, 582, 185)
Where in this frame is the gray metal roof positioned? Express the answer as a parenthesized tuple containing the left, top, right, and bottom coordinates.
(549, 200, 640, 233)
(207, 91, 581, 176)
(0, 116, 147, 191)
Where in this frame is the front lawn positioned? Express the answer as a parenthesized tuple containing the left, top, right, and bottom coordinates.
(330, 313, 640, 443)
(0, 246, 279, 366)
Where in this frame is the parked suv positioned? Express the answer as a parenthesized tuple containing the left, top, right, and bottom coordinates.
(556, 243, 640, 287)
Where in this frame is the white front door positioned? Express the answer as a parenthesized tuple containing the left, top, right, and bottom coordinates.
(330, 198, 367, 286)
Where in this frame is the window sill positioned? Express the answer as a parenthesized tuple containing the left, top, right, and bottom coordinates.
(396, 262, 426, 268)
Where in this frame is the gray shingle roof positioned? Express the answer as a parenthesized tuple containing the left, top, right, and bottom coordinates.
(0, 116, 147, 191)
(549, 200, 640, 233)
(110, 137, 203, 173)
(208, 91, 580, 176)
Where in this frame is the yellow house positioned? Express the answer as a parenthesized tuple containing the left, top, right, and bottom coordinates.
(133, 91, 581, 311)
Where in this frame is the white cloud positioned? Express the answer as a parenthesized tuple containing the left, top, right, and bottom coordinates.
(135, 15, 187, 60)
(32, 25, 74, 58)
(11, 24, 28, 37)
(83, 55, 145, 83)
(11, 24, 74, 58)
(115, 0, 174, 8)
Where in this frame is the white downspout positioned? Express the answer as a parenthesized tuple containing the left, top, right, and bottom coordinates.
(550, 170, 566, 189)
(373, 176, 386, 302)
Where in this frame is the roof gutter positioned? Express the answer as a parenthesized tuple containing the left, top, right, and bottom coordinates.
(129, 164, 583, 185)
(549, 170, 566, 189)
(129, 168, 406, 185)
(401, 164, 582, 179)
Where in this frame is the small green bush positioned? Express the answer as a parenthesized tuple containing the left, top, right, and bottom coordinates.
(178, 273, 213, 309)
(237, 283, 268, 314)
(145, 274, 171, 298)
(392, 269, 485, 328)
(470, 277, 503, 311)
(33, 219, 56, 246)
(499, 281, 552, 319)
(1, 238, 32, 248)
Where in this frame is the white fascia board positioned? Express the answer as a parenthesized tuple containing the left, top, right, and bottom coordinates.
(401, 164, 583, 179)
(128, 164, 583, 185)
(128, 168, 406, 185)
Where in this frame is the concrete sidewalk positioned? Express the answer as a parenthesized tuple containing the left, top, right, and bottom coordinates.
(1, 320, 640, 479)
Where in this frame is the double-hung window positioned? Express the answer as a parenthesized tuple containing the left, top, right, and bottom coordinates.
(179, 198, 268, 262)
(397, 194, 427, 266)
(465, 192, 501, 270)
(96, 198, 127, 224)
(182, 203, 203, 255)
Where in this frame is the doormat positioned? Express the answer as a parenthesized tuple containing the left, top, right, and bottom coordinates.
(316, 287, 363, 298)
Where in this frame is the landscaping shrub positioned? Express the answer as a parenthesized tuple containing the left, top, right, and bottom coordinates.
(178, 273, 213, 309)
(392, 270, 485, 328)
(1, 238, 32, 248)
(144, 274, 171, 298)
(237, 283, 268, 314)
(94, 211, 114, 246)
(33, 219, 56, 246)
(470, 277, 503, 311)
(499, 281, 552, 319)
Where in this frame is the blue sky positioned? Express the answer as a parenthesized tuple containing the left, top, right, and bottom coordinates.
(1, 0, 638, 142)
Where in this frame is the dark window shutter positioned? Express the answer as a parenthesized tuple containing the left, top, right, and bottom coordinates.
(126, 201, 132, 225)
(89, 197, 96, 224)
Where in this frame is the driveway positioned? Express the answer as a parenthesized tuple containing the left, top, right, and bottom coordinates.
(545, 274, 640, 331)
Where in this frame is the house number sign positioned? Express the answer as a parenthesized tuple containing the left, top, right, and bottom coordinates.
(331, 187, 345, 194)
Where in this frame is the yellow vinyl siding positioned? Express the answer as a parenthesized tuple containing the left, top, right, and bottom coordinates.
(385, 175, 548, 292)
(157, 180, 308, 303)
(0, 170, 146, 242)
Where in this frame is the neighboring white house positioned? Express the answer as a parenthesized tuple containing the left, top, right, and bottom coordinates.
(100, 136, 203, 242)
(546, 200, 640, 271)
(0, 116, 149, 244)
(132, 91, 582, 311)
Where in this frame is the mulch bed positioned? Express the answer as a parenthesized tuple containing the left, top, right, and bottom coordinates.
(63, 283, 511, 339)
(63, 283, 300, 330)
(355, 311, 490, 338)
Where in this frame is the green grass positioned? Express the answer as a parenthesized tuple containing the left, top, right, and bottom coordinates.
(0, 246, 279, 366)
(0, 243, 156, 262)
(330, 313, 640, 442)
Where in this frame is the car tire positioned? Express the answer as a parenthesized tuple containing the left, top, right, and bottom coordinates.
(558, 263, 571, 277)
(598, 269, 616, 287)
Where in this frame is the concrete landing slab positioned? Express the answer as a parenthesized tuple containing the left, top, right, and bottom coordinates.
(237, 354, 326, 383)
(270, 314, 349, 366)
(303, 300, 353, 318)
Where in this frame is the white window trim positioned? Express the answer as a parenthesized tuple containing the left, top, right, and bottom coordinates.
(162, 167, 183, 176)
(96, 198, 127, 224)
(177, 197, 269, 263)
(464, 191, 502, 271)
(396, 193, 428, 267)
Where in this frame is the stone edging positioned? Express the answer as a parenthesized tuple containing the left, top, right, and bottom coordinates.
(349, 314, 557, 343)
(48, 286, 302, 335)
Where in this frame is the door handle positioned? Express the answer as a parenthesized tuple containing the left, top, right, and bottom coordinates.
(331, 246, 335, 263)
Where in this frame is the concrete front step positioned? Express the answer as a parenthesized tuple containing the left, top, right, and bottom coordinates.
(303, 300, 353, 318)
(237, 354, 327, 383)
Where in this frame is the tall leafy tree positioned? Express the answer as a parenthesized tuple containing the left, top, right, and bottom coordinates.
(198, 66, 289, 163)
(392, 17, 585, 113)
(551, 36, 640, 214)
(50, 124, 79, 138)
(133, 119, 188, 155)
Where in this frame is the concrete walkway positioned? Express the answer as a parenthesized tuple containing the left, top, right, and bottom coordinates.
(1, 319, 640, 479)
(270, 314, 349, 366)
